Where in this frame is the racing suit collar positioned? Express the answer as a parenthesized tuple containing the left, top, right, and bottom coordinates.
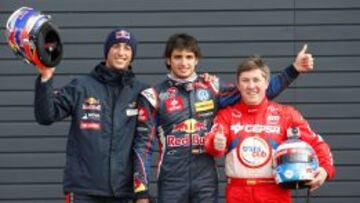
(91, 62, 135, 86)
(239, 98, 269, 113)
(167, 72, 198, 84)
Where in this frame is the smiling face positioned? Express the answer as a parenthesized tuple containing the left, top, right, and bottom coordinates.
(237, 67, 269, 105)
(167, 48, 198, 79)
(105, 43, 132, 70)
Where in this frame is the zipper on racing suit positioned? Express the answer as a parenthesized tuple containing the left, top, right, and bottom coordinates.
(187, 83, 197, 199)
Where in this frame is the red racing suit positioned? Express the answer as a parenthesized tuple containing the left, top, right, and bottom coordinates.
(205, 98, 335, 203)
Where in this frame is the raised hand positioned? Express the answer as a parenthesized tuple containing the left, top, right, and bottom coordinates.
(214, 125, 227, 151)
(37, 66, 56, 82)
(293, 44, 314, 73)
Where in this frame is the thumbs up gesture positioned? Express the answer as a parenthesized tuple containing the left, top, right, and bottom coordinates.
(293, 44, 314, 73)
(214, 126, 227, 151)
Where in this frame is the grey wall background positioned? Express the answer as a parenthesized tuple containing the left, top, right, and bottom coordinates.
(0, 0, 359, 202)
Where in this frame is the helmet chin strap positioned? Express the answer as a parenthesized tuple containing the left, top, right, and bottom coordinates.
(306, 188, 311, 203)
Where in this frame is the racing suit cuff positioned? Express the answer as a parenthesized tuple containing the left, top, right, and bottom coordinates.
(134, 190, 151, 200)
(322, 164, 335, 180)
(284, 64, 300, 81)
(36, 74, 53, 85)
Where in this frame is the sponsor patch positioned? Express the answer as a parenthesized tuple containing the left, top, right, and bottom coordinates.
(165, 97, 184, 113)
(231, 123, 280, 134)
(137, 106, 148, 122)
(81, 112, 101, 121)
(172, 119, 207, 133)
(126, 108, 138, 116)
(134, 177, 147, 193)
(267, 115, 280, 124)
(196, 89, 210, 101)
(167, 87, 178, 96)
(84, 97, 100, 105)
(167, 134, 204, 147)
(82, 97, 101, 111)
(197, 111, 214, 118)
(195, 100, 214, 112)
(237, 136, 271, 168)
(80, 122, 101, 130)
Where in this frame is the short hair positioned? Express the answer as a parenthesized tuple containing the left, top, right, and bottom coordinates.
(163, 33, 202, 69)
(236, 55, 271, 81)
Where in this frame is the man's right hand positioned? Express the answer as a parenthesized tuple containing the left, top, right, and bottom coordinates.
(37, 66, 55, 82)
(214, 126, 227, 151)
(136, 198, 150, 203)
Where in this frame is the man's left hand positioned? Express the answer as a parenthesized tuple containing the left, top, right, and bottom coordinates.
(306, 167, 328, 192)
(293, 44, 314, 73)
(200, 72, 218, 83)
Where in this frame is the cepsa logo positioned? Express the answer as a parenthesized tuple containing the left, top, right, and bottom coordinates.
(167, 134, 204, 147)
(231, 123, 280, 134)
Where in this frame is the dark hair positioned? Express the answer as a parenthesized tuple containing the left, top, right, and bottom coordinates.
(163, 33, 202, 69)
(236, 55, 271, 81)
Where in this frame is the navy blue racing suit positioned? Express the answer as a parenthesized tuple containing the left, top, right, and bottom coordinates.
(133, 65, 299, 203)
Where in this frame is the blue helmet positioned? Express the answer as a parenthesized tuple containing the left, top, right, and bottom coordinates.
(274, 128, 319, 189)
(6, 7, 63, 68)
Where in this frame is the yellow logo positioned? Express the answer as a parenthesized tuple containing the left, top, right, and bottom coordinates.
(195, 100, 214, 112)
(135, 183, 147, 193)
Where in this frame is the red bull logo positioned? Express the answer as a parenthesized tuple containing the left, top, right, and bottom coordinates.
(85, 97, 99, 105)
(116, 30, 130, 39)
(82, 97, 101, 111)
(172, 119, 207, 133)
(167, 134, 205, 147)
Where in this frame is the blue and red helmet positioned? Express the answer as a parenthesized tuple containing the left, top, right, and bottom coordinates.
(274, 128, 319, 189)
(6, 7, 63, 68)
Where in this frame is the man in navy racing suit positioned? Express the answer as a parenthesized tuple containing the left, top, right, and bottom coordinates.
(133, 33, 314, 203)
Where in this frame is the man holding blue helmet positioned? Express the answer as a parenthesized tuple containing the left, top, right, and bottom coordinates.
(205, 55, 335, 203)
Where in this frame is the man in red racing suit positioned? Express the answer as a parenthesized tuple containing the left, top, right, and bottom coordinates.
(205, 56, 335, 203)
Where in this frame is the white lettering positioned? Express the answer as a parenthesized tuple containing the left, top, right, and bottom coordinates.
(231, 124, 280, 134)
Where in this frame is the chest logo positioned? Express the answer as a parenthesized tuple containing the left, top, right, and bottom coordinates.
(82, 97, 101, 111)
(237, 136, 272, 168)
(165, 96, 184, 113)
(195, 100, 214, 112)
(196, 89, 210, 101)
